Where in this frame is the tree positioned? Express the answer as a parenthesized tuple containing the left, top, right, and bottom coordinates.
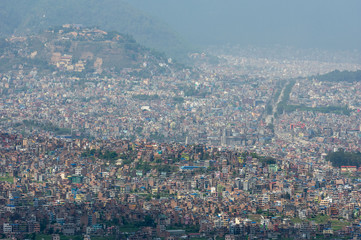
(266, 104, 273, 115)
(0, 38, 8, 55)
(217, 184, 224, 193)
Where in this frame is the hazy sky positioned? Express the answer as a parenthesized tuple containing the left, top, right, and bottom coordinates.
(127, 0, 361, 50)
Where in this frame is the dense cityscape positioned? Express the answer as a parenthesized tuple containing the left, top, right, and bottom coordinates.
(0, 22, 361, 240)
(0, 25, 361, 239)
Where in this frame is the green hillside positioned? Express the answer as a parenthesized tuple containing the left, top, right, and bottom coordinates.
(0, 0, 190, 59)
(315, 70, 361, 83)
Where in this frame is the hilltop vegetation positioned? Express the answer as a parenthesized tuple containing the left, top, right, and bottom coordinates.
(0, 0, 190, 59)
(315, 70, 361, 82)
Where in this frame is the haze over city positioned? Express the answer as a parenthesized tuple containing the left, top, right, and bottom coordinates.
(127, 0, 361, 51)
(0, 1, 361, 240)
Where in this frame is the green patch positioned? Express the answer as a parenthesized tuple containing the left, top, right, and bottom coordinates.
(308, 215, 330, 224)
(330, 219, 350, 231)
(91, 237, 116, 240)
(308, 215, 351, 231)
(34, 235, 86, 240)
(290, 218, 304, 224)
(326, 150, 361, 168)
(316, 70, 361, 83)
(167, 224, 200, 233)
(35, 235, 52, 240)
(118, 226, 140, 232)
(132, 94, 160, 101)
(23, 120, 71, 135)
(0, 174, 14, 183)
(248, 214, 262, 223)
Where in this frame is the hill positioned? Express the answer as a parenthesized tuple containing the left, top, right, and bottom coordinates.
(0, 25, 179, 75)
(315, 70, 361, 83)
(0, 0, 190, 59)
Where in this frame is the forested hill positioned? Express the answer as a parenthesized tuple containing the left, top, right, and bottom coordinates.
(0, 0, 189, 58)
(315, 70, 361, 82)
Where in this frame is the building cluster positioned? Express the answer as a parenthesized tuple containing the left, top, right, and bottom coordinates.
(0, 132, 361, 239)
(203, 46, 361, 80)
(1, 25, 361, 240)
(1, 30, 360, 150)
(274, 78, 361, 152)
(290, 79, 361, 109)
(0, 59, 277, 146)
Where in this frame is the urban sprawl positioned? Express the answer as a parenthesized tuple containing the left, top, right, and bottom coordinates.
(0, 26, 361, 240)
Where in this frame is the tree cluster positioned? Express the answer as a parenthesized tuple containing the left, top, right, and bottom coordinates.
(132, 94, 160, 101)
(326, 149, 361, 168)
(316, 70, 361, 83)
(81, 148, 118, 161)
